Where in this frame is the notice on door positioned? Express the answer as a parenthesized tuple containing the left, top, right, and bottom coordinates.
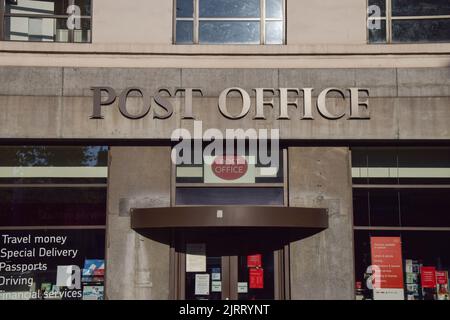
(195, 274, 210, 295)
(186, 243, 206, 272)
(247, 254, 262, 268)
(249, 268, 264, 289)
(370, 237, 404, 300)
(211, 281, 222, 293)
(238, 282, 248, 293)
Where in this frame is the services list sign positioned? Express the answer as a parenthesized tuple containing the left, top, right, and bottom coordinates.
(370, 237, 405, 300)
(0, 230, 105, 300)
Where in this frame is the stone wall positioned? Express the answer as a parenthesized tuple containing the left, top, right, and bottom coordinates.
(0, 67, 449, 141)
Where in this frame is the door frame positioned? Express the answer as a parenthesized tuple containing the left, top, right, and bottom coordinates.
(169, 233, 290, 300)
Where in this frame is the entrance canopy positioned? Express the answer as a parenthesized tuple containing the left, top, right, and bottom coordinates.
(131, 206, 328, 229)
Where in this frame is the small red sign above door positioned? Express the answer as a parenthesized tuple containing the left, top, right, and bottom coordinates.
(249, 268, 264, 289)
(247, 254, 262, 268)
(211, 155, 248, 181)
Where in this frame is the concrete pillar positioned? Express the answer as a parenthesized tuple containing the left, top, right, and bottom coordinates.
(288, 147, 355, 300)
(105, 147, 171, 300)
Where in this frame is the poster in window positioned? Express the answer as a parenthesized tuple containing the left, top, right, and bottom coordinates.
(82, 286, 104, 300)
(370, 237, 404, 300)
(436, 271, 449, 300)
(421, 266, 437, 289)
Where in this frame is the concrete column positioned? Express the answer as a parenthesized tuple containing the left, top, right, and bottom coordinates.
(105, 147, 171, 300)
(288, 147, 355, 300)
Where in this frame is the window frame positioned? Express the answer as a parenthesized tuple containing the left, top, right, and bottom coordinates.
(367, 0, 450, 43)
(173, 0, 286, 45)
(0, 0, 93, 43)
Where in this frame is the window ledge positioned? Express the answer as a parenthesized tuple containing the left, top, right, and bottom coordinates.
(0, 41, 450, 56)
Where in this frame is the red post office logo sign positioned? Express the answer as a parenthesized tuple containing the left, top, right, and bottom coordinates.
(211, 155, 248, 181)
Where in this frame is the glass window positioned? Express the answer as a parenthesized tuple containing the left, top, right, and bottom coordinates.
(400, 188, 450, 227)
(199, 0, 260, 18)
(5, 0, 71, 16)
(352, 147, 450, 185)
(266, 0, 283, 18)
(176, 0, 194, 17)
(353, 189, 370, 226)
(367, 0, 450, 43)
(0, 146, 107, 226)
(176, 20, 194, 43)
(353, 148, 450, 300)
(176, 187, 284, 206)
(0, 229, 105, 300)
(368, 0, 386, 16)
(0, 146, 107, 300)
(352, 147, 450, 227)
(368, 19, 387, 43)
(74, 0, 91, 16)
(369, 189, 401, 226)
(2, 0, 92, 43)
(174, 143, 285, 206)
(199, 21, 260, 44)
(392, 19, 450, 43)
(175, 0, 285, 44)
(0, 146, 107, 167)
(265, 21, 283, 45)
(0, 187, 106, 226)
(354, 230, 450, 300)
(392, 0, 450, 16)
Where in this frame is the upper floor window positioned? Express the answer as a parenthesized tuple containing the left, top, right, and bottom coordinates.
(367, 0, 450, 43)
(175, 0, 285, 44)
(0, 0, 92, 42)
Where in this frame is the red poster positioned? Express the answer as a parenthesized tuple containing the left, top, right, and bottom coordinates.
(421, 266, 437, 288)
(370, 237, 404, 289)
(247, 254, 262, 268)
(436, 271, 449, 300)
(249, 268, 264, 289)
(436, 271, 449, 285)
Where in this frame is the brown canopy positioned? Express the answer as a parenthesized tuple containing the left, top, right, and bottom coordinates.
(131, 206, 328, 229)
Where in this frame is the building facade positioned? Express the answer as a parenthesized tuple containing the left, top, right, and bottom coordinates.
(0, 0, 449, 300)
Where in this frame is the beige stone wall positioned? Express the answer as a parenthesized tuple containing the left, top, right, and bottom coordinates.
(287, 0, 367, 45)
(0, 1, 448, 68)
(0, 67, 448, 141)
(92, 0, 173, 44)
(91, 0, 367, 45)
(106, 147, 172, 300)
(288, 147, 355, 300)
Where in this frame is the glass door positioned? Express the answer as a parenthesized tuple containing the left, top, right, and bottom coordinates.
(174, 229, 285, 300)
(184, 241, 230, 300)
